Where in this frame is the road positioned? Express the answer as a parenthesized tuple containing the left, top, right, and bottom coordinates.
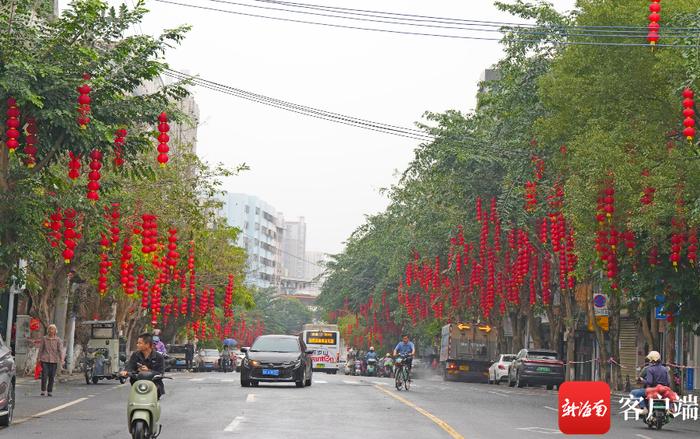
(2, 369, 700, 438)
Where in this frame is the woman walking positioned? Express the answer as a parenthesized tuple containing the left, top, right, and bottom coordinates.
(37, 324, 64, 397)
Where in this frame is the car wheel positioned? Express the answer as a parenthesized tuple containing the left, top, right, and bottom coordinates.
(494, 374, 500, 385)
(240, 372, 250, 387)
(508, 372, 515, 387)
(251, 381, 259, 387)
(84, 372, 91, 385)
(546, 384, 554, 390)
(92, 376, 99, 385)
(0, 381, 15, 427)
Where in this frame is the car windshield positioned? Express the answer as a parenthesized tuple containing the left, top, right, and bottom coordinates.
(528, 351, 557, 360)
(169, 345, 187, 354)
(204, 349, 219, 356)
(502, 355, 516, 362)
(250, 337, 300, 353)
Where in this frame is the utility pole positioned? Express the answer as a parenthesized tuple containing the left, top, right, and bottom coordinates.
(65, 313, 76, 373)
(5, 259, 26, 345)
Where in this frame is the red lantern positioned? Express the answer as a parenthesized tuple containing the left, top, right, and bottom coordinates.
(647, 1, 661, 46)
(682, 88, 695, 143)
(5, 98, 20, 153)
(68, 151, 81, 180)
(166, 228, 179, 269)
(61, 209, 78, 264)
(77, 73, 92, 128)
(140, 214, 158, 254)
(23, 117, 38, 167)
(157, 112, 170, 166)
(114, 128, 127, 167)
(687, 229, 698, 265)
(86, 149, 103, 201)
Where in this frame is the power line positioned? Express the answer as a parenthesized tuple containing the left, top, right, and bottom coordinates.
(153, 0, 700, 48)
(201, 0, 700, 39)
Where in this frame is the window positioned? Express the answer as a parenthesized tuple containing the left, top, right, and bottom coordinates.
(255, 223, 260, 231)
(245, 205, 250, 213)
(255, 207, 260, 215)
(244, 221, 249, 230)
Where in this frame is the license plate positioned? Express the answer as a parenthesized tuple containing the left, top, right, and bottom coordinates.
(536, 367, 551, 372)
(262, 369, 280, 376)
(176, 360, 185, 365)
(316, 364, 324, 368)
(459, 365, 469, 371)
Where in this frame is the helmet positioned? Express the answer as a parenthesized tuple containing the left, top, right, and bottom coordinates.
(369, 346, 375, 351)
(386, 353, 391, 357)
(153, 336, 160, 343)
(646, 351, 661, 362)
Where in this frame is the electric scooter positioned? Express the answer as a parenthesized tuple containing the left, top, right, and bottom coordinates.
(126, 371, 171, 439)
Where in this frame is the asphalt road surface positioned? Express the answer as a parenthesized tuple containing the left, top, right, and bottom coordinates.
(2, 370, 700, 438)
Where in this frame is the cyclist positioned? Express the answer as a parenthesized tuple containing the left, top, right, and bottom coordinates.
(630, 350, 672, 415)
(393, 334, 416, 380)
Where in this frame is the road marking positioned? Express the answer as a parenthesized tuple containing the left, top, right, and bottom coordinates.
(189, 378, 205, 382)
(544, 406, 558, 412)
(224, 416, 244, 432)
(516, 427, 562, 435)
(343, 380, 360, 385)
(372, 381, 388, 386)
(14, 397, 89, 424)
(374, 385, 464, 439)
(635, 435, 654, 439)
(488, 391, 508, 397)
(246, 393, 256, 402)
(221, 379, 235, 383)
(314, 380, 328, 384)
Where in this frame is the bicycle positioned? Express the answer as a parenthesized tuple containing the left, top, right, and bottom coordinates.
(394, 354, 412, 391)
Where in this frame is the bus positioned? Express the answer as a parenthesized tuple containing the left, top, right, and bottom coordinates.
(301, 324, 341, 374)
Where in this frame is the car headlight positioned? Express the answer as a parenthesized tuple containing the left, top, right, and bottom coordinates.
(247, 359, 260, 368)
(136, 383, 150, 394)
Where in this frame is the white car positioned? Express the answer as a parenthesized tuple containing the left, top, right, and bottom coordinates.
(233, 350, 245, 371)
(488, 354, 516, 384)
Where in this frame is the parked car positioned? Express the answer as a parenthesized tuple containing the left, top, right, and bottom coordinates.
(488, 354, 516, 384)
(0, 334, 16, 427)
(239, 335, 313, 388)
(195, 349, 221, 372)
(508, 349, 564, 390)
(232, 350, 245, 372)
(167, 344, 189, 371)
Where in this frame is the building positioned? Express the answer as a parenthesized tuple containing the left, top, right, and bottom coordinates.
(221, 193, 285, 290)
(281, 218, 306, 280)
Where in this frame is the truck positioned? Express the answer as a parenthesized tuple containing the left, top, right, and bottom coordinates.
(439, 322, 498, 382)
(301, 323, 342, 374)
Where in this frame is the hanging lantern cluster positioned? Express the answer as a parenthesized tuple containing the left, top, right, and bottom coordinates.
(77, 73, 92, 128)
(98, 253, 111, 295)
(150, 285, 162, 325)
(598, 182, 615, 221)
(669, 226, 684, 271)
(682, 88, 695, 143)
(688, 229, 698, 266)
(524, 181, 537, 211)
(107, 203, 121, 245)
(114, 128, 127, 167)
(166, 228, 179, 270)
(647, 1, 661, 45)
(61, 208, 79, 264)
(138, 271, 150, 309)
(648, 246, 660, 267)
(23, 117, 38, 167)
(5, 98, 20, 153)
(68, 151, 81, 180)
(87, 150, 103, 201)
(46, 209, 63, 248)
(157, 112, 170, 166)
(140, 214, 158, 254)
(224, 274, 234, 318)
(120, 236, 136, 295)
(622, 230, 636, 255)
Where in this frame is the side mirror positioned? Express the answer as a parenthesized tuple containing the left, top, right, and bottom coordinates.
(305, 349, 315, 355)
(240, 347, 249, 353)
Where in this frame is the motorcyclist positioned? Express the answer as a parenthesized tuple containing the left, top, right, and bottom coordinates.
(630, 351, 672, 415)
(153, 336, 167, 356)
(120, 333, 165, 399)
(220, 345, 233, 370)
(383, 353, 394, 377)
(365, 346, 378, 362)
(393, 334, 416, 379)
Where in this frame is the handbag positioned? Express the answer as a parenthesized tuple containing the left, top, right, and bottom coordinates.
(34, 362, 42, 380)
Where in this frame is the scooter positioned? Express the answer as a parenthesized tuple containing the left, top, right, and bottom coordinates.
(366, 358, 378, 377)
(643, 397, 676, 430)
(354, 360, 363, 376)
(126, 371, 171, 439)
(220, 355, 233, 373)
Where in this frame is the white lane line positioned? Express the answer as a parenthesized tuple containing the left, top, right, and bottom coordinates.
(224, 416, 244, 432)
(14, 398, 89, 424)
(189, 378, 205, 382)
(488, 391, 508, 397)
(343, 380, 360, 385)
(636, 435, 654, 439)
(314, 380, 328, 384)
(246, 393, 256, 402)
(516, 427, 562, 435)
(544, 406, 558, 412)
(372, 381, 388, 386)
(221, 379, 235, 383)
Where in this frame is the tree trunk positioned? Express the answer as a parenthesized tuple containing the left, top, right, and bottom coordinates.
(641, 309, 657, 351)
(510, 311, 523, 352)
(609, 292, 622, 391)
(527, 307, 545, 348)
(563, 287, 576, 381)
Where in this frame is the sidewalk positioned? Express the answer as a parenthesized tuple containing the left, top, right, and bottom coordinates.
(16, 372, 89, 386)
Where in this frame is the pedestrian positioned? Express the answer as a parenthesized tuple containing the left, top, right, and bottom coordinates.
(37, 323, 64, 397)
(185, 340, 195, 370)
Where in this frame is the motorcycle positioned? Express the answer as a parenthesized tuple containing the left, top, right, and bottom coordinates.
(643, 397, 677, 430)
(366, 358, 378, 377)
(354, 360, 363, 376)
(220, 354, 233, 373)
(82, 347, 122, 385)
(125, 371, 171, 439)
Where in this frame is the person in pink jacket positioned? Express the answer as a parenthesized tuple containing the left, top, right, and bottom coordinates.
(37, 324, 64, 397)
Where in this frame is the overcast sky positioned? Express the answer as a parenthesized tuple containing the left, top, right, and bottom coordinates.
(60, 0, 576, 255)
